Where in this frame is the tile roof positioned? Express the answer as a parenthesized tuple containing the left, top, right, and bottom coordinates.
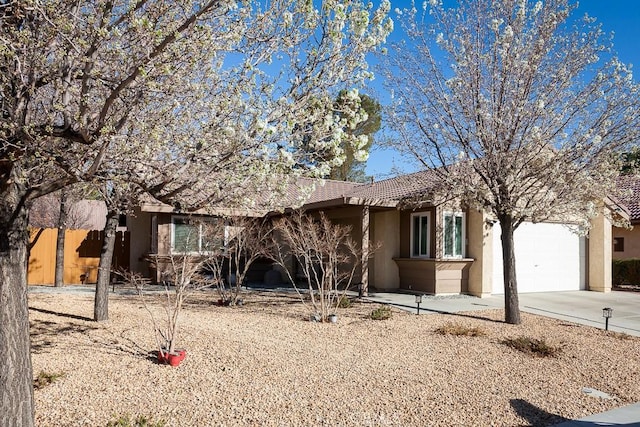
(616, 174, 640, 221)
(280, 170, 442, 209)
(292, 178, 364, 204)
(139, 170, 444, 215)
(345, 169, 441, 202)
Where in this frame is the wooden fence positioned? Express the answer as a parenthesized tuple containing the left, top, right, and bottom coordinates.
(28, 229, 130, 285)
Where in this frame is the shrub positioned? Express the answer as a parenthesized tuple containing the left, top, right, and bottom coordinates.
(106, 414, 166, 427)
(608, 331, 633, 341)
(612, 259, 640, 286)
(501, 336, 562, 357)
(370, 305, 392, 320)
(270, 211, 368, 322)
(33, 371, 64, 390)
(435, 322, 486, 337)
(338, 296, 352, 309)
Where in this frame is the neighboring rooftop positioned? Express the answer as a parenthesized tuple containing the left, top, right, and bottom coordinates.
(616, 174, 640, 221)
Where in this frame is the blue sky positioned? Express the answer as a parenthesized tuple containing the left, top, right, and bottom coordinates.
(364, 0, 640, 179)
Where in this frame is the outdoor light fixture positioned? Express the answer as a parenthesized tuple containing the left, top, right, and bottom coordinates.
(602, 307, 613, 331)
(415, 294, 423, 315)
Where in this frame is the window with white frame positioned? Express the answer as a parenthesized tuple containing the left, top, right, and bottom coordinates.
(171, 216, 223, 254)
(411, 212, 430, 257)
(443, 211, 465, 258)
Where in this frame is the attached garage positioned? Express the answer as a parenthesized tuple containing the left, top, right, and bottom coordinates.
(492, 222, 586, 294)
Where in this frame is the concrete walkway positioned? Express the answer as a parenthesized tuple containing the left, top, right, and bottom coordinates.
(364, 290, 640, 337)
(552, 402, 640, 426)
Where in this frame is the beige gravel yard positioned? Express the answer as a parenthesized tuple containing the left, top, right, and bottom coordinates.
(29, 290, 640, 427)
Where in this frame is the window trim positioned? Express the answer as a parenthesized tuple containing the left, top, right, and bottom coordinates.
(410, 212, 431, 258)
(442, 211, 465, 258)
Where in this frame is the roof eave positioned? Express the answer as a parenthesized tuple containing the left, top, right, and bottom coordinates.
(301, 196, 398, 210)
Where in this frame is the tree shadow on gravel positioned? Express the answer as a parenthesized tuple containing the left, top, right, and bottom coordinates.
(510, 398, 570, 426)
(30, 318, 149, 357)
(29, 306, 92, 322)
(382, 301, 505, 324)
(29, 319, 98, 354)
(443, 310, 505, 324)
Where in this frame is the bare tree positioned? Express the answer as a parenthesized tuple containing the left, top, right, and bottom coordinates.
(93, 184, 139, 322)
(203, 216, 272, 306)
(382, 0, 640, 324)
(129, 219, 219, 360)
(270, 211, 362, 322)
(54, 188, 69, 287)
(30, 189, 95, 230)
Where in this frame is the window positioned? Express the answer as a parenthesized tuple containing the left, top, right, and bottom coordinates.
(614, 237, 624, 252)
(118, 214, 127, 227)
(151, 214, 158, 254)
(443, 212, 465, 258)
(171, 216, 223, 254)
(411, 213, 430, 257)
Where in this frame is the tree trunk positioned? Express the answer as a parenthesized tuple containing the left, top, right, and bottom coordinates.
(0, 172, 35, 426)
(499, 215, 521, 325)
(94, 212, 118, 322)
(54, 188, 68, 287)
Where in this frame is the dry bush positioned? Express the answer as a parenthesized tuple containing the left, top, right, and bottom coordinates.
(501, 336, 562, 358)
(607, 331, 634, 341)
(106, 414, 166, 427)
(202, 217, 272, 306)
(33, 371, 64, 390)
(435, 323, 486, 337)
(269, 210, 364, 322)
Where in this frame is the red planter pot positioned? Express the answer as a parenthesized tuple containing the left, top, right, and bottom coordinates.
(157, 349, 186, 366)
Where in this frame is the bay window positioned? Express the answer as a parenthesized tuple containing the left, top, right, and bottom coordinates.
(411, 212, 430, 257)
(443, 212, 465, 258)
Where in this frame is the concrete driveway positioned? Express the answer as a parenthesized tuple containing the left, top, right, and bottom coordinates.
(364, 290, 640, 337)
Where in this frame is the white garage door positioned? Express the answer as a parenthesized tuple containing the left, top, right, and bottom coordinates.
(492, 222, 586, 294)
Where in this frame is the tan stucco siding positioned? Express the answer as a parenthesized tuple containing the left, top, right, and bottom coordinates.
(467, 209, 493, 297)
(612, 225, 640, 260)
(157, 213, 172, 256)
(321, 208, 364, 285)
(588, 211, 612, 292)
(394, 258, 471, 294)
(435, 262, 470, 294)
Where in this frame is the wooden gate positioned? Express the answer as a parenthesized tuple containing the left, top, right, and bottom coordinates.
(28, 228, 130, 285)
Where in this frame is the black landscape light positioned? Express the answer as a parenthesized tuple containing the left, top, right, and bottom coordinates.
(602, 307, 613, 331)
(415, 294, 423, 315)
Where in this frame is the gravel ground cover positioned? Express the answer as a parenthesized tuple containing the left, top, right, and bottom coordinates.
(29, 290, 640, 426)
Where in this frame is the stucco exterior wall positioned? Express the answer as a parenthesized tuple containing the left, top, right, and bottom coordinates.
(321, 207, 364, 285)
(467, 209, 494, 297)
(588, 211, 612, 292)
(394, 258, 471, 294)
(612, 225, 640, 260)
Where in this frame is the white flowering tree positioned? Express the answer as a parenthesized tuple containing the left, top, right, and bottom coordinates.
(328, 91, 382, 182)
(0, 0, 392, 424)
(382, 0, 640, 324)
